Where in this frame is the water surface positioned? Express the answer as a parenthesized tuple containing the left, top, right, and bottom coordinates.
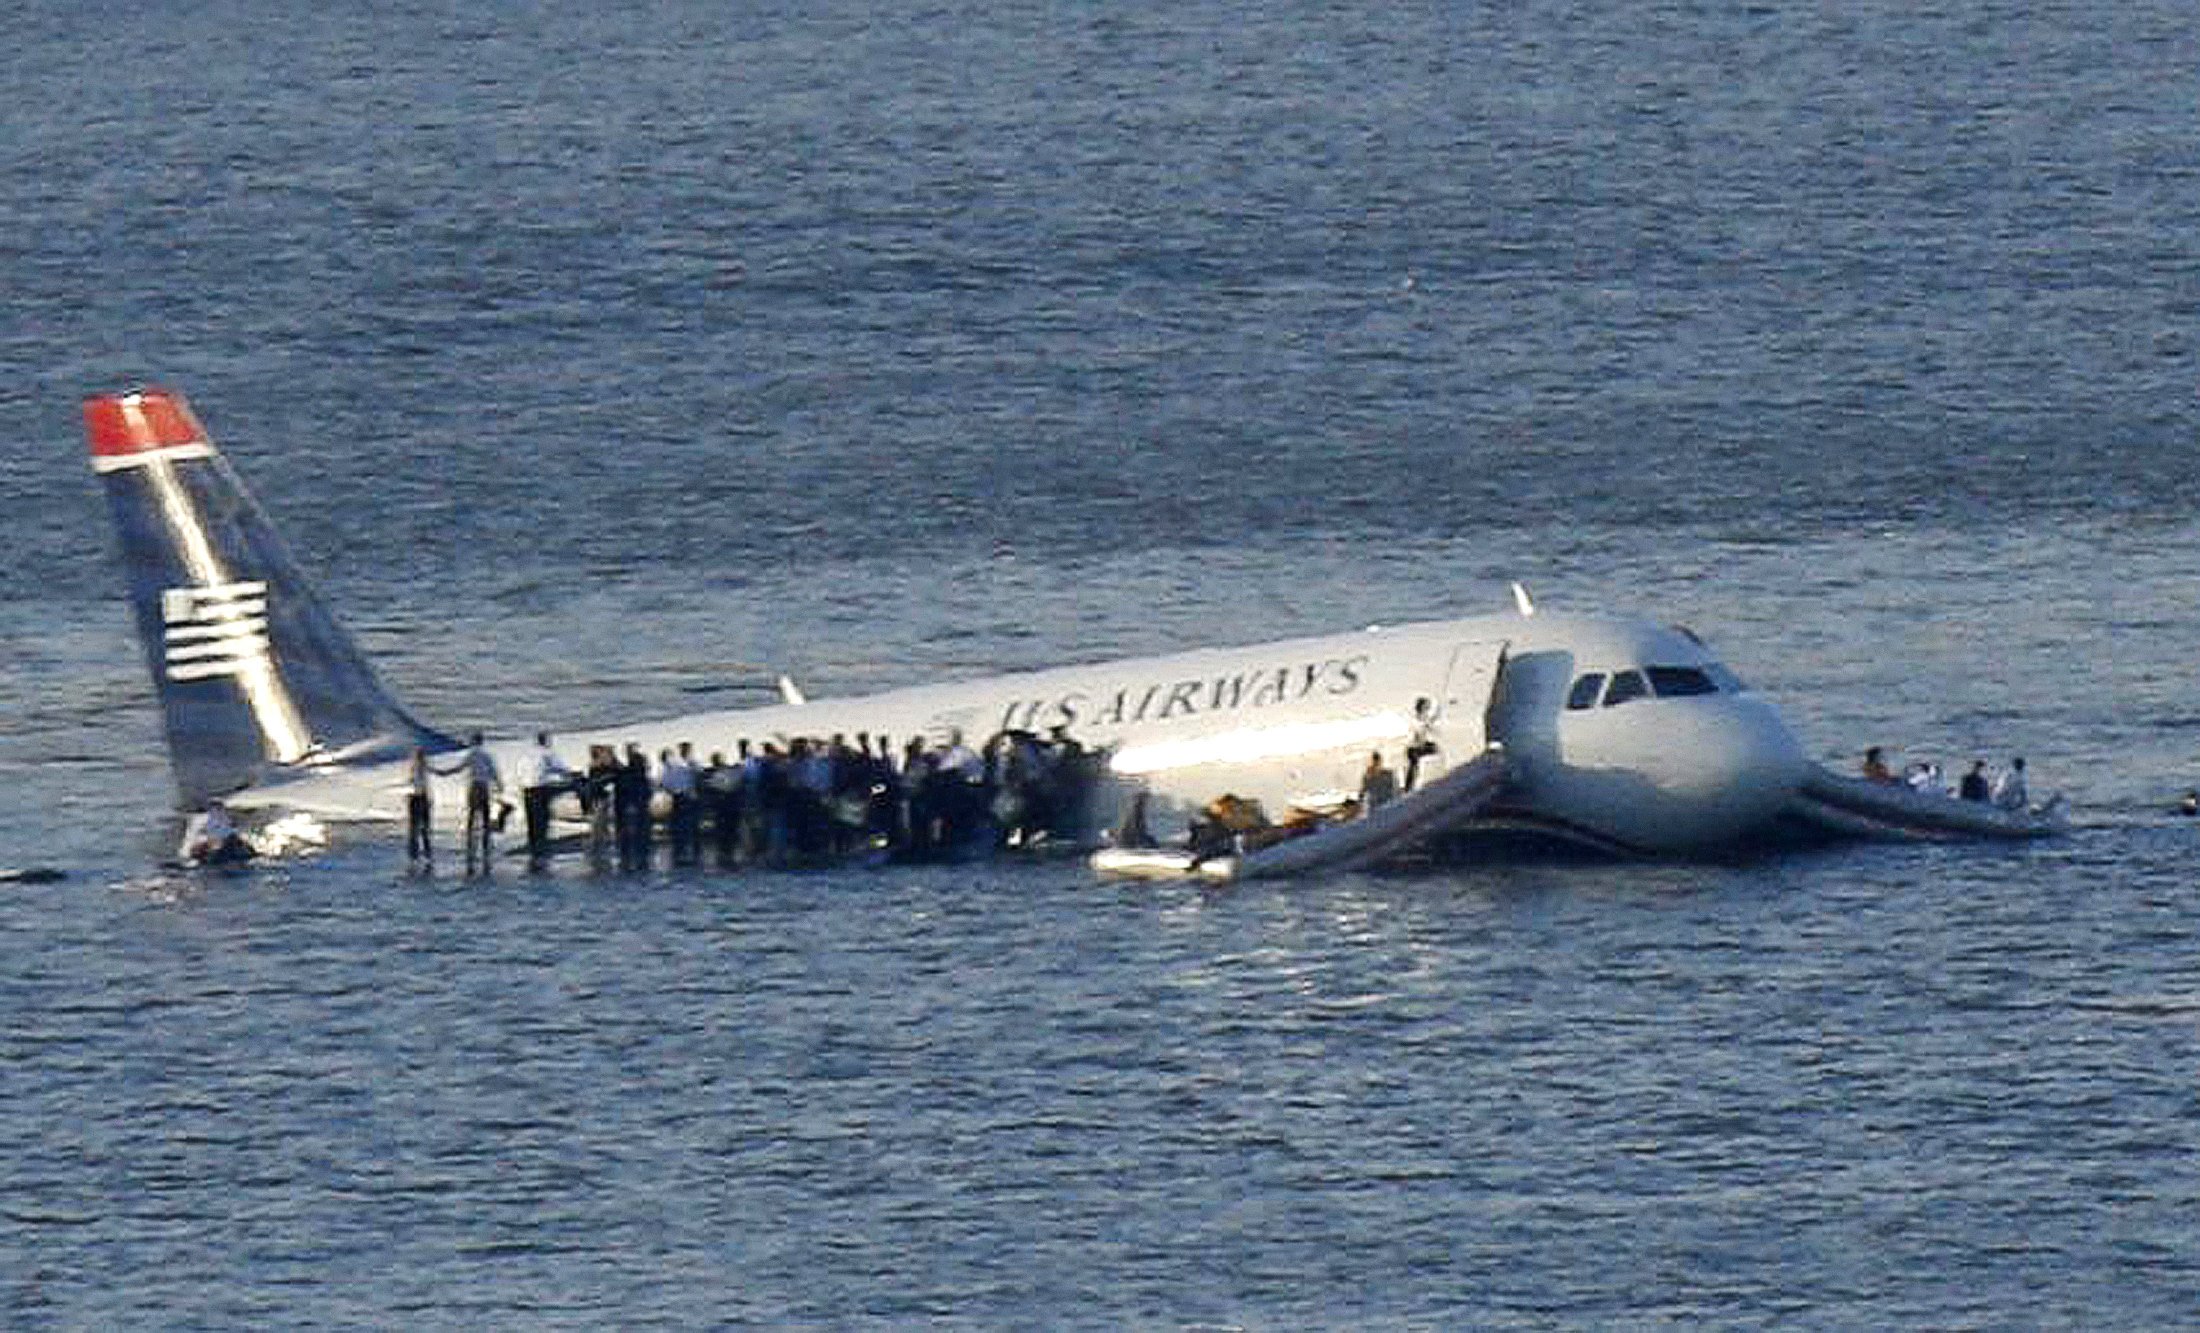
(6, 1, 2200, 1324)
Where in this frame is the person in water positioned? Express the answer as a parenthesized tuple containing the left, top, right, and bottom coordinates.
(180, 798, 254, 866)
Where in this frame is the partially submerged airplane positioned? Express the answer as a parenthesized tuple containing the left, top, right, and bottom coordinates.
(84, 387, 2062, 866)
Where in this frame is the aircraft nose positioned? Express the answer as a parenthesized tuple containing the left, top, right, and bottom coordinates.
(1636, 694, 1809, 843)
(1722, 697, 1810, 824)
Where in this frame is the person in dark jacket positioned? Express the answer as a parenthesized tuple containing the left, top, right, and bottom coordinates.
(1959, 759, 1991, 802)
(584, 744, 619, 869)
(615, 744, 653, 870)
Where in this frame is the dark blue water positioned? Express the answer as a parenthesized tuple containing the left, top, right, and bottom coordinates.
(8, 2, 2200, 1324)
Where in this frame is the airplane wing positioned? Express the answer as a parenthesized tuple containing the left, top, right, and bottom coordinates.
(1787, 764, 2068, 840)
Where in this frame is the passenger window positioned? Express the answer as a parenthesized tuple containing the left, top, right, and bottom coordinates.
(1705, 663, 1746, 693)
(1647, 666, 1717, 697)
(1567, 673, 1606, 710)
(1603, 670, 1649, 707)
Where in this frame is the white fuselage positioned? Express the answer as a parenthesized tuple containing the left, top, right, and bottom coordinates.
(242, 608, 1809, 855)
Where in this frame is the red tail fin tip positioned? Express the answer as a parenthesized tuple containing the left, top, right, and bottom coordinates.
(84, 388, 211, 462)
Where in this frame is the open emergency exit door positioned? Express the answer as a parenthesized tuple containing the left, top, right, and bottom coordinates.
(1427, 640, 1511, 777)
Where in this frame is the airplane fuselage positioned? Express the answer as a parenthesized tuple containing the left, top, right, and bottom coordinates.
(247, 609, 1810, 855)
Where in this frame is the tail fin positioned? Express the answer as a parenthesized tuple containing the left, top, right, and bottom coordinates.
(85, 388, 449, 808)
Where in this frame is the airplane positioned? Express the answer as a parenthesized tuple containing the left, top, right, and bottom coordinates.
(85, 385, 1828, 860)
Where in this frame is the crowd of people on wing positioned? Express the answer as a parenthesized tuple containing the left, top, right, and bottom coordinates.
(403, 725, 1102, 874)
(1860, 745, 2031, 810)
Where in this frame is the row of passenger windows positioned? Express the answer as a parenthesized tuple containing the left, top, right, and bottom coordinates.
(1565, 664, 1735, 710)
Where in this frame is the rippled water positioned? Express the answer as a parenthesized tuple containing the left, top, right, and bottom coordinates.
(7, 1, 2200, 1324)
(11, 833, 2200, 1325)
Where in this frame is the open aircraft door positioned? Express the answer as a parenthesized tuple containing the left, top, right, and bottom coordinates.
(1428, 640, 1511, 773)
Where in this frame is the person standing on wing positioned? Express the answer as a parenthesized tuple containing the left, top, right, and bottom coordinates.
(405, 746, 434, 870)
(661, 742, 701, 866)
(437, 732, 503, 875)
(615, 744, 653, 870)
(584, 744, 619, 869)
(521, 732, 575, 869)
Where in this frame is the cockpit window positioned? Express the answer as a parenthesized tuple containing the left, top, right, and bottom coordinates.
(1647, 666, 1718, 698)
(1602, 670, 1649, 707)
(1572, 665, 1736, 709)
(1566, 673, 1606, 710)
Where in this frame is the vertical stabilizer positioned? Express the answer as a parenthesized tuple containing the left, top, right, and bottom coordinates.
(86, 388, 448, 807)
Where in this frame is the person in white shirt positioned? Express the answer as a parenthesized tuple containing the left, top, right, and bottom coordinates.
(521, 732, 575, 868)
(1404, 696, 1441, 792)
(438, 732, 503, 874)
(940, 730, 982, 783)
(1992, 756, 2029, 811)
(660, 742, 701, 866)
